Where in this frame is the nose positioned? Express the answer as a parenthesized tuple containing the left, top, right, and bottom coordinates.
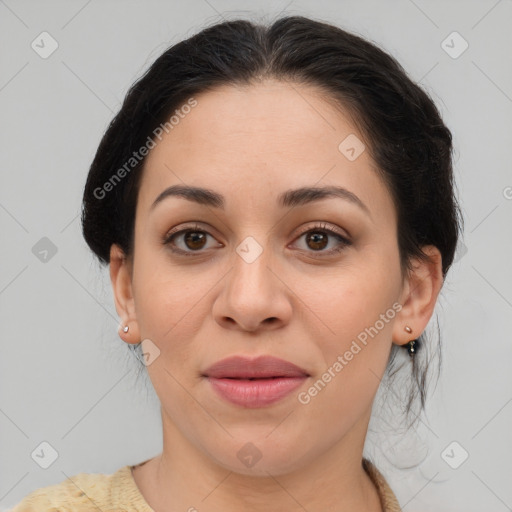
(212, 241, 292, 333)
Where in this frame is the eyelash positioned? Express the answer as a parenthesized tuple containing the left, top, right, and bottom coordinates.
(162, 222, 352, 258)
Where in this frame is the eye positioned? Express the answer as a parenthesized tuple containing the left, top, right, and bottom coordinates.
(163, 222, 351, 258)
(163, 224, 222, 256)
(291, 222, 351, 256)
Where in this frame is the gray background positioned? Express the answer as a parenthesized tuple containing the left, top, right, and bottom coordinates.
(1, 0, 511, 510)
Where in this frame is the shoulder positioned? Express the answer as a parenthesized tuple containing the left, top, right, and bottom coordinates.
(9, 466, 133, 512)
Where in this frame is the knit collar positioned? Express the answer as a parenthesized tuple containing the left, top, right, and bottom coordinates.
(115, 457, 401, 511)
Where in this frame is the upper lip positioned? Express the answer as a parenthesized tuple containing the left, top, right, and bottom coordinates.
(203, 355, 310, 379)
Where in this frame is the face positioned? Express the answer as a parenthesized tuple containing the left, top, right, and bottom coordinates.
(111, 79, 434, 477)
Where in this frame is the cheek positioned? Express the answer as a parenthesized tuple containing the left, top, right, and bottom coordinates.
(296, 259, 399, 392)
(295, 275, 396, 429)
(131, 250, 218, 359)
(304, 266, 397, 338)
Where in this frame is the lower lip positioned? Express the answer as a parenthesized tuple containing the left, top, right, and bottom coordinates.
(207, 376, 307, 408)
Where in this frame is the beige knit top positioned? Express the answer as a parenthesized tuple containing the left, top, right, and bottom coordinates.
(10, 457, 402, 511)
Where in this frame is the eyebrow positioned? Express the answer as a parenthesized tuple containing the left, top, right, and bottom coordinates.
(150, 184, 371, 216)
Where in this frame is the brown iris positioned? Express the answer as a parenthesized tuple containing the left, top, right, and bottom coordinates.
(306, 231, 328, 250)
(184, 231, 207, 250)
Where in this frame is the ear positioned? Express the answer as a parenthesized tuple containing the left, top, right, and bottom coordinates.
(392, 245, 443, 346)
(110, 244, 141, 345)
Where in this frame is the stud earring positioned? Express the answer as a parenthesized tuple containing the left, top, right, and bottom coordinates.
(122, 325, 129, 333)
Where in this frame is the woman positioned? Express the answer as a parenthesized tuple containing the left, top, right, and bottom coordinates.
(12, 14, 462, 512)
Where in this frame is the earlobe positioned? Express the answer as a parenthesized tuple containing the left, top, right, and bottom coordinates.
(109, 244, 141, 344)
(392, 245, 443, 347)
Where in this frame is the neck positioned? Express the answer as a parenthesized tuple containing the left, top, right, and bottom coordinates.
(134, 409, 382, 512)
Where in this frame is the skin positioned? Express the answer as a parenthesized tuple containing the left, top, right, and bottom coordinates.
(110, 79, 443, 512)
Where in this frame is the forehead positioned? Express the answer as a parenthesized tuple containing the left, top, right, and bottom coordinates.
(151, 80, 358, 160)
(137, 80, 393, 219)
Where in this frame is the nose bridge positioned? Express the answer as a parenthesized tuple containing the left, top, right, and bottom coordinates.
(230, 234, 273, 296)
(213, 231, 292, 332)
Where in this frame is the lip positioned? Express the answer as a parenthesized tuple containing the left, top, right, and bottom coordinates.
(204, 355, 309, 379)
(203, 355, 309, 408)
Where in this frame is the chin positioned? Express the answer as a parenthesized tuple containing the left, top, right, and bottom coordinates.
(204, 436, 312, 477)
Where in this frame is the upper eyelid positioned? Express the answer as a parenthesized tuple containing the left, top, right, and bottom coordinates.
(294, 222, 350, 240)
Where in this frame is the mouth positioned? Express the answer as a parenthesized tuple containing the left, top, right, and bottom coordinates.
(203, 355, 310, 408)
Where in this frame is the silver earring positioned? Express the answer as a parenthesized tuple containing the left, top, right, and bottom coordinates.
(122, 325, 129, 333)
